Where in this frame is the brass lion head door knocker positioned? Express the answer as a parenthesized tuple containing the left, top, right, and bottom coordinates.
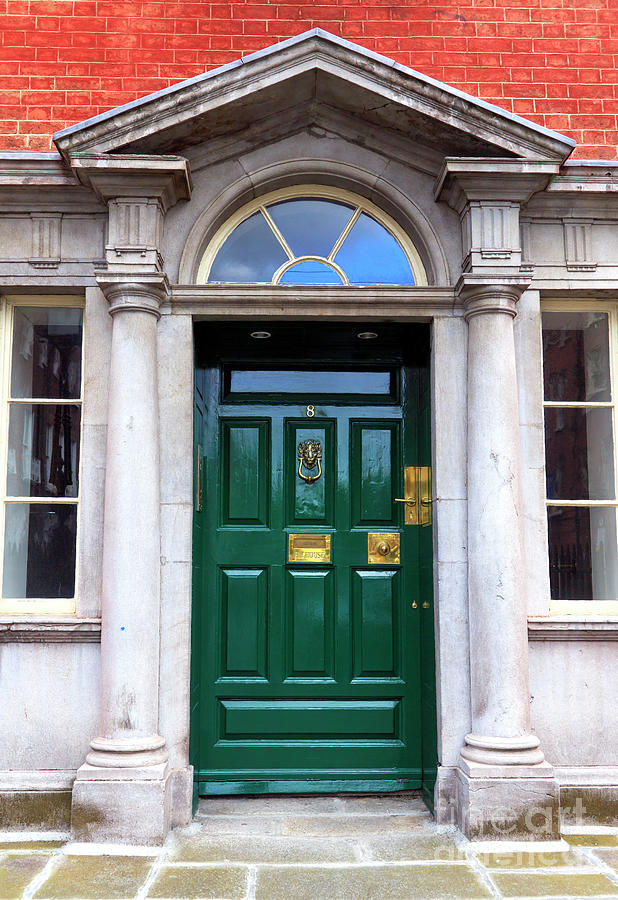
(298, 439, 323, 484)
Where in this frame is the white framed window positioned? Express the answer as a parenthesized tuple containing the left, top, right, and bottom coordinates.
(197, 185, 427, 287)
(542, 301, 618, 615)
(0, 296, 84, 615)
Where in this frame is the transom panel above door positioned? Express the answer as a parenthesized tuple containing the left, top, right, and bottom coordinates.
(192, 324, 434, 796)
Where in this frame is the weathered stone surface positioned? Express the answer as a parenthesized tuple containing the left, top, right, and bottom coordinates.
(491, 871, 618, 897)
(595, 848, 618, 873)
(282, 815, 429, 836)
(171, 833, 358, 863)
(362, 833, 466, 862)
(476, 849, 588, 869)
(0, 842, 64, 851)
(560, 787, 618, 826)
(147, 864, 248, 898)
(565, 833, 618, 847)
(254, 863, 492, 900)
(33, 856, 152, 899)
(0, 855, 50, 899)
(0, 792, 71, 831)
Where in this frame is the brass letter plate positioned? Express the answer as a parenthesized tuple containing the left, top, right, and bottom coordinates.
(288, 533, 331, 563)
(368, 533, 400, 564)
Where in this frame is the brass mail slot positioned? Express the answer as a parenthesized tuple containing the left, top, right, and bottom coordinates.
(288, 533, 331, 563)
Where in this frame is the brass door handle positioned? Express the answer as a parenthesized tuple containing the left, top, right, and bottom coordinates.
(394, 497, 416, 505)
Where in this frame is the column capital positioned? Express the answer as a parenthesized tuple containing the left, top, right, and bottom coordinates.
(457, 274, 531, 320)
(97, 276, 169, 318)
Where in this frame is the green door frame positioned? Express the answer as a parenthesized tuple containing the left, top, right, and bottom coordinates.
(191, 323, 436, 808)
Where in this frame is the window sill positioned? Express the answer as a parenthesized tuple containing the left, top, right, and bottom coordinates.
(528, 617, 618, 641)
(0, 617, 101, 642)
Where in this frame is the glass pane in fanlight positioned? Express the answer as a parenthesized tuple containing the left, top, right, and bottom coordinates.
(542, 311, 610, 402)
(11, 307, 82, 399)
(548, 505, 618, 601)
(208, 211, 288, 283)
(279, 260, 343, 285)
(7, 404, 81, 499)
(268, 199, 354, 259)
(335, 213, 415, 285)
(2, 503, 77, 598)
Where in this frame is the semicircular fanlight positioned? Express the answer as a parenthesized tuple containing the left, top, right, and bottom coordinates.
(204, 193, 421, 286)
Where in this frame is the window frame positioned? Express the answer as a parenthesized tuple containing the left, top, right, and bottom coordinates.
(0, 295, 85, 616)
(196, 185, 428, 287)
(541, 299, 618, 616)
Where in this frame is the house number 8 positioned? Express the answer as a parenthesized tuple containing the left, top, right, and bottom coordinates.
(306, 405, 315, 417)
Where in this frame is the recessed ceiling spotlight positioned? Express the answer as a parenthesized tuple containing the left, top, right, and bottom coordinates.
(357, 331, 378, 340)
(250, 330, 271, 339)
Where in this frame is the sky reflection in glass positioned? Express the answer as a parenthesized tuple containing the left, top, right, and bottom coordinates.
(279, 260, 343, 285)
(208, 198, 416, 285)
(209, 211, 288, 283)
(269, 198, 354, 258)
(334, 213, 414, 285)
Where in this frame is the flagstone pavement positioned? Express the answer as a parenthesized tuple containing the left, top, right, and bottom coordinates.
(1, 793, 618, 899)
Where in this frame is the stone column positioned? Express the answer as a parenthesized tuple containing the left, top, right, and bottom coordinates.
(71, 280, 172, 844)
(456, 278, 558, 841)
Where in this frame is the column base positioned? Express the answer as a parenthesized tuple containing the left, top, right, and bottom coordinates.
(71, 762, 171, 845)
(461, 733, 545, 766)
(455, 760, 560, 842)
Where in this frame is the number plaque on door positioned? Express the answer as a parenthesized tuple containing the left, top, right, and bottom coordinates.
(288, 533, 331, 563)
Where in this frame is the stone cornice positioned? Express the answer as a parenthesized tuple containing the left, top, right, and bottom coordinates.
(435, 158, 560, 211)
(169, 284, 459, 319)
(70, 154, 192, 211)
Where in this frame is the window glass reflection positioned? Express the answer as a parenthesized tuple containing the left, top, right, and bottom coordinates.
(7, 404, 80, 499)
(544, 407, 615, 500)
(2, 503, 77, 598)
(209, 211, 288, 283)
(279, 260, 343, 285)
(334, 213, 414, 285)
(228, 369, 392, 395)
(548, 506, 618, 601)
(268, 199, 354, 259)
(542, 312, 610, 402)
(11, 307, 83, 400)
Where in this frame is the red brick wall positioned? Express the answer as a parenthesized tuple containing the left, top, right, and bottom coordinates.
(1, 0, 617, 158)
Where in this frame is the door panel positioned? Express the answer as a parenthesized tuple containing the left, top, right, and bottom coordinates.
(193, 334, 431, 795)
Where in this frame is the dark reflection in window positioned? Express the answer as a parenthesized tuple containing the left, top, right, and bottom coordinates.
(542, 312, 610, 402)
(548, 506, 618, 601)
(11, 307, 83, 400)
(2, 503, 77, 598)
(228, 369, 393, 395)
(7, 404, 80, 499)
(544, 407, 614, 500)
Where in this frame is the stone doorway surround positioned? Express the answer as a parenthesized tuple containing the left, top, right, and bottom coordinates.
(40, 30, 582, 844)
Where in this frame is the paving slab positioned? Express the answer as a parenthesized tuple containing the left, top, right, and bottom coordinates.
(0, 842, 64, 852)
(491, 870, 618, 897)
(147, 864, 248, 899)
(594, 847, 618, 873)
(565, 833, 618, 847)
(0, 855, 51, 900)
(171, 832, 359, 863)
(32, 855, 152, 899)
(361, 833, 466, 862)
(254, 862, 493, 900)
(476, 849, 591, 869)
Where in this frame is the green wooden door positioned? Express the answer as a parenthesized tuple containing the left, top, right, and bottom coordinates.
(192, 326, 433, 795)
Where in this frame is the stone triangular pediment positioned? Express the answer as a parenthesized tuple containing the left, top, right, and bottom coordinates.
(53, 29, 574, 163)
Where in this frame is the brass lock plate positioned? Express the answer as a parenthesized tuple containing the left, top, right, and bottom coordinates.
(368, 532, 400, 565)
(288, 533, 331, 563)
